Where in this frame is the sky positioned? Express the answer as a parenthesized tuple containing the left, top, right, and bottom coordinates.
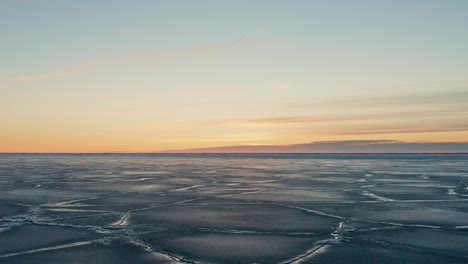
(2, 0, 468, 153)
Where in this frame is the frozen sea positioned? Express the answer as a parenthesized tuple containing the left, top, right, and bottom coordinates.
(0, 153, 467, 263)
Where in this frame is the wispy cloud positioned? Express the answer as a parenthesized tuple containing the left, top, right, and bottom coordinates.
(233, 116, 346, 124)
(10, 12, 275, 83)
(321, 125, 468, 136)
(10, 40, 248, 82)
(342, 89, 468, 108)
(187, 106, 468, 127)
(12, 59, 109, 82)
(291, 88, 468, 110)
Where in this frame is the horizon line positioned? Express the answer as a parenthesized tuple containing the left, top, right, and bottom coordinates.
(1, 152, 467, 155)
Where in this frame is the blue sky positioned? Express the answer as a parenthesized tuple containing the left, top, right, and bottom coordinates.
(2, 0, 468, 152)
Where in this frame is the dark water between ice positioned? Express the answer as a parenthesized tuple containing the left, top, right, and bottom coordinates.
(0, 154, 467, 263)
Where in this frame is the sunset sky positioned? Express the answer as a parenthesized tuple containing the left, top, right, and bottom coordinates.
(2, 0, 468, 152)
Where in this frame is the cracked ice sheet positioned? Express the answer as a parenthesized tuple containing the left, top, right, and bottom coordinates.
(54, 193, 194, 213)
(0, 153, 467, 263)
(29, 209, 123, 227)
(0, 203, 29, 218)
(295, 201, 468, 228)
(0, 188, 110, 205)
(0, 225, 104, 255)
(0, 240, 177, 264)
(356, 228, 468, 256)
(230, 188, 371, 202)
(140, 231, 321, 264)
(363, 185, 460, 201)
(301, 240, 467, 264)
(131, 203, 340, 233)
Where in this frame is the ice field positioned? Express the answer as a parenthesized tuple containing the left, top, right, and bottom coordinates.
(0, 154, 467, 263)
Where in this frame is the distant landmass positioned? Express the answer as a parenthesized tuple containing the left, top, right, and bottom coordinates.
(160, 140, 468, 153)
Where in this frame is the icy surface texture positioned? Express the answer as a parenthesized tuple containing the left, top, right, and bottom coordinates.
(0, 153, 467, 263)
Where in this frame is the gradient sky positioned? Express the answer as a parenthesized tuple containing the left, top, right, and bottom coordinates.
(2, 0, 468, 152)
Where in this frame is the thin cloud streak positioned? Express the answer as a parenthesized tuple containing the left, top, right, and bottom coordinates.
(182, 106, 468, 126)
(290, 88, 468, 109)
(320, 126, 468, 136)
(235, 116, 347, 124)
(12, 59, 109, 82)
(10, 40, 247, 82)
(10, 12, 276, 83)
